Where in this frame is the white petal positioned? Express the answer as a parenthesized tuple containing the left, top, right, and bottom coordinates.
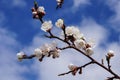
(55, 19, 64, 28)
(52, 49, 60, 58)
(34, 48, 42, 58)
(75, 39, 85, 48)
(85, 48, 94, 56)
(41, 21, 53, 32)
(68, 64, 76, 71)
(17, 51, 25, 61)
(108, 50, 114, 54)
(37, 6, 45, 13)
(65, 26, 80, 36)
(56, 0, 61, 2)
(32, 11, 37, 15)
(17, 51, 25, 59)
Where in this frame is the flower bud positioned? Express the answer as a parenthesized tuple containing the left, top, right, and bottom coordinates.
(68, 64, 78, 75)
(17, 51, 26, 61)
(107, 50, 114, 59)
(85, 47, 94, 56)
(68, 64, 77, 71)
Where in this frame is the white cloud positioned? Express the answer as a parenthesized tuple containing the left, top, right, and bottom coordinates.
(1, 0, 27, 8)
(72, 0, 91, 11)
(79, 18, 108, 47)
(0, 28, 28, 80)
(73, 0, 91, 8)
(106, 0, 120, 32)
(12, 0, 26, 7)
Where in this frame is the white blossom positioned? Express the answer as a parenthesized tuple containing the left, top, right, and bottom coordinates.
(37, 6, 45, 14)
(87, 39, 96, 48)
(41, 44, 51, 56)
(32, 11, 37, 15)
(65, 26, 80, 37)
(74, 33, 84, 40)
(55, 19, 64, 28)
(51, 49, 61, 58)
(85, 47, 94, 56)
(65, 26, 74, 36)
(56, 0, 61, 3)
(47, 42, 60, 58)
(108, 50, 114, 54)
(34, 48, 42, 59)
(17, 51, 25, 61)
(41, 21, 53, 32)
(74, 39, 85, 48)
(68, 64, 77, 71)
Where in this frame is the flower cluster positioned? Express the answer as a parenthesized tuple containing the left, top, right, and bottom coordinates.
(17, 43, 61, 62)
(40, 19, 94, 56)
(31, 1, 45, 23)
(41, 19, 64, 32)
(31, 6, 45, 19)
(33, 43, 61, 61)
(65, 26, 94, 56)
(75, 39, 94, 56)
(65, 26, 82, 40)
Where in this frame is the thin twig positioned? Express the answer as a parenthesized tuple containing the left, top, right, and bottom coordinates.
(62, 24, 67, 41)
(79, 61, 94, 68)
(58, 71, 72, 76)
(24, 54, 36, 59)
(72, 47, 120, 79)
(58, 46, 72, 50)
(58, 61, 94, 76)
(45, 31, 71, 45)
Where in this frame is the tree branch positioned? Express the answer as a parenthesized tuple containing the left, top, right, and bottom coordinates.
(45, 30, 71, 45)
(58, 61, 94, 76)
(72, 46, 120, 79)
(46, 32, 120, 78)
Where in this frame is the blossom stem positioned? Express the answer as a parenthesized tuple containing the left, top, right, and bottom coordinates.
(58, 71, 72, 76)
(58, 61, 94, 76)
(79, 61, 94, 68)
(47, 30, 70, 45)
(39, 18, 44, 23)
(58, 46, 72, 50)
(62, 24, 67, 41)
(23, 54, 36, 59)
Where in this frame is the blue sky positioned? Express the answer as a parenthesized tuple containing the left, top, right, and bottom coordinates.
(0, 0, 120, 80)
